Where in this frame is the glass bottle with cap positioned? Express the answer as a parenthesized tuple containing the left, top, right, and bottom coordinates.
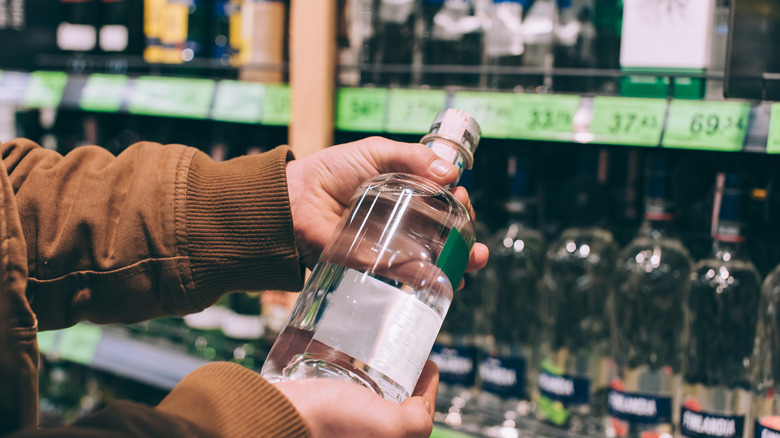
(260, 108, 481, 403)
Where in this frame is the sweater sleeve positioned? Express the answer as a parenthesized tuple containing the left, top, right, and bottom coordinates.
(2, 138, 304, 331)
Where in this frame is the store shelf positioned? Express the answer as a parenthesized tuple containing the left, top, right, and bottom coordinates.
(37, 323, 208, 391)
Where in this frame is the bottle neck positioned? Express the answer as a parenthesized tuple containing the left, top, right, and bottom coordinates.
(639, 198, 676, 239)
(711, 219, 748, 260)
(423, 137, 468, 187)
(504, 197, 537, 228)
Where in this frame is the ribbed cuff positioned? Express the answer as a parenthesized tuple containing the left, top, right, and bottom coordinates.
(157, 362, 310, 438)
(179, 146, 304, 309)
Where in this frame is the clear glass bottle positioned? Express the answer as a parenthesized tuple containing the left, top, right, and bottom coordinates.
(261, 109, 481, 403)
(751, 263, 780, 438)
(607, 155, 692, 438)
(681, 173, 761, 438)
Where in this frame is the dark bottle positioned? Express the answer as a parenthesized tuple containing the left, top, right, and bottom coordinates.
(751, 263, 780, 438)
(57, 0, 99, 53)
(369, 0, 416, 86)
(483, 0, 526, 90)
(681, 173, 761, 438)
(422, 0, 483, 87)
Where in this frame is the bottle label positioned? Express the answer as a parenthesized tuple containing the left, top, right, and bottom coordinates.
(479, 354, 526, 398)
(608, 389, 673, 425)
(312, 268, 442, 395)
(429, 343, 477, 386)
(436, 227, 470, 291)
(538, 361, 590, 425)
(755, 417, 780, 438)
(680, 407, 744, 438)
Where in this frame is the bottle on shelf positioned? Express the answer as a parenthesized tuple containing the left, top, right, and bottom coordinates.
(536, 148, 618, 435)
(681, 172, 762, 438)
(220, 292, 266, 370)
(751, 262, 780, 438)
(519, 0, 555, 91)
(57, 0, 99, 53)
(261, 108, 481, 403)
(422, 0, 483, 87)
(482, 0, 525, 90)
(366, 0, 416, 86)
(607, 154, 693, 438)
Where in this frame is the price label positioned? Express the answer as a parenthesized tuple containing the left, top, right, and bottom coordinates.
(58, 323, 102, 365)
(662, 100, 751, 151)
(386, 88, 447, 135)
(590, 97, 667, 146)
(510, 94, 580, 142)
(767, 104, 780, 154)
(261, 84, 291, 126)
(80, 74, 128, 112)
(211, 80, 265, 123)
(336, 87, 388, 132)
(37, 330, 59, 355)
(25, 71, 68, 108)
(452, 91, 515, 138)
(128, 76, 215, 119)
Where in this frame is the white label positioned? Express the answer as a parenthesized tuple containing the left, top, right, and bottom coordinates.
(221, 310, 264, 340)
(57, 22, 97, 51)
(99, 25, 129, 52)
(312, 269, 442, 394)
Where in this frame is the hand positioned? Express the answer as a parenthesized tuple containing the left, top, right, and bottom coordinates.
(286, 136, 489, 272)
(273, 361, 439, 438)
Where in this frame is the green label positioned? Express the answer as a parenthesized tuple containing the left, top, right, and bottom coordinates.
(539, 395, 570, 426)
(261, 84, 291, 126)
(430, 426, 476, 438)
(80, 74, 128, 112)
(211, 80, 265, 123)
(662, 100, 751, 151)
(128, 76, 215, 119)
(767, 104, 780, 154)
(511, 94, 581, 142)
(58, 323, 102, 365)
(25, 71, 68, 108)
(336, 87, 388, 132)
(590, 97, 667, 146)
(436, 228, 470, 290)
(386, 88, 447, 135)
(37, 330, 59, 355)
(452, 91, 515, 138)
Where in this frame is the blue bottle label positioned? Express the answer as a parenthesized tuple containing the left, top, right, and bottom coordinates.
(755, 419, 780, 438)
(429, 343, 477, 386)
(680, 407, 744, 438)
(607, 389, 673, 424)
(479, 354, 525, 398)
(538, 368, 590, 405)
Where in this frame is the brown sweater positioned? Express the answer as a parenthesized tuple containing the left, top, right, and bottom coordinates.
(0, 138, 310, 437)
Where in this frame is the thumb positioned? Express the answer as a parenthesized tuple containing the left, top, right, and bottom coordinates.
(360, 138, 459, 186)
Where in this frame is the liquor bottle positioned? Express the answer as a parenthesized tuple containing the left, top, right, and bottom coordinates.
(237, 0, 287, 83)
(369, 0, 416, 86)
(483, 0, 525, 90)
(98, 0, 130, 53)
(261, 108, 481, 403)
(751, 263, 780, 438)
(57, 0, 99, 52)
(422, 0, 483, 87)
(536, 148, 618, 434)
(221, 292, 265, 370)
(681, 173, 761, 438)
(520, 0, 555, 91)
(607, 154, 692, 438)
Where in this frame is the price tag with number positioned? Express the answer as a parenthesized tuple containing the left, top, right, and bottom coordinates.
(261, 84, 291, 126)
(662, 100, 751, 152)
(211, 80, 265, 123)
(767, 104, 780, 154)
(386, 88, 448, 135)
(590, 97, 667, 146)
(128, 76, 215, 119)
(58, 323, 103, 365)
(452, 91, 515, 138)
(80, 74, 128, 112)
(510, 94, 580, 142)
(336, 87, 388, 132)
(25, 71, 69, 108)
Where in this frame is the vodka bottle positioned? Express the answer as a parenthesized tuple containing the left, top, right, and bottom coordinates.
(751, 263, 780, 438)
(536, 149, 618, 434)
(261, 109, 481, 403)
(607, 155, 692, 438)
(681, 173, 761, 438)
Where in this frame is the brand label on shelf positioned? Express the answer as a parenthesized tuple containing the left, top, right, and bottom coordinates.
(479, 354, 525, 398)
(510, 94, 580, 142)
(452, 91, 515, 138)
(607, 389, 673, 425)
(336, 87, 389, 132)
(538, 369, 590, 405)
(590, 96, 667, 147)
(386, 88, 447, 135)
(662, 100, 751, 152)
(429, 343, 478, 386)
(755, 418, 780, 438)
(680, 407, 744, 438)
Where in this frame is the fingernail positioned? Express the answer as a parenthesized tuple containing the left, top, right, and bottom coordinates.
(430, 159, 453, 177)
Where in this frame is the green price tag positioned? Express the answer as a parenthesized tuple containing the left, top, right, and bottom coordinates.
(25, 71, 68, 108)
(58, 323, 102, 365)
(261, 84, 291, 126)
(211, 80, 265, 123)
(386, 88, 447, 135)
(336, 87, 388, 132)
(128, 76, 215, 119)
(767, 104, 780, 154)
(80, 74, 128, 112)
(662, 100, 751, 151)
(452, 91, 515, 138)
(430, 426, 475, 438)
(37, 330, 59, 355)
(590, 97, 667, 146)
(511, 94, 581, 142)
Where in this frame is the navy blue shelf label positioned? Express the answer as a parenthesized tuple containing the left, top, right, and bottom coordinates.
(429, 343, 478, 386)
(680, 407, 744, 438)
(608, 389, 672, 425)
(479, 354, 526, 398)
(755, 419, 780, 438)
(538, 368, 590, 405)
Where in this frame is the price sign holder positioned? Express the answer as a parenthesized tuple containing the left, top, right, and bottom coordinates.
(386, 88, 448, 135)
(25, 71, 69, 108)
(452, 91, 516, 138)
(767, 103, 780, 154)
(80, 74, 128, 112)
(58, 323, 103, 366)
(336, 87, 389, 132)
(261, 84, 291, 126)
(128, 76, 215, 119)
(590, 97, 667, 146)
(211, 80, 266, 123)
(510, 94, 581, 142)
(662, 100, 751, 152)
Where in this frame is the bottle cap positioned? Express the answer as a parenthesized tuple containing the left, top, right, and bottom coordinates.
(420, 108, 481, 170)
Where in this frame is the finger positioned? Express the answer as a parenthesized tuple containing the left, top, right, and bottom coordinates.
(356, 138, 460, 186)
(450, 186, 475, 221)
(466, 243, 489, 272)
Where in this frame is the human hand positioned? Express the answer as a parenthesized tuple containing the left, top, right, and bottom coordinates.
(273, 360, 439, 438)
(286, 136, 489, 272)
